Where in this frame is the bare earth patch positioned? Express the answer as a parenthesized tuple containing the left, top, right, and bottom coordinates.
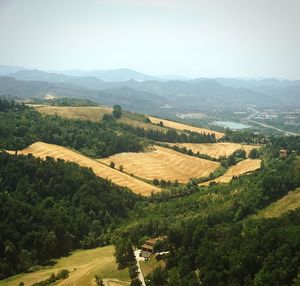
(148, 116, 224, 139)
(99, 145, 220, 183)
(167, 142, 260, 159)
(201, 159, 261, 186)
(7, 142, 160, 196)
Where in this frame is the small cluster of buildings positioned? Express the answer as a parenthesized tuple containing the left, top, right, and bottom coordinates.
(140, 236, 166, 259)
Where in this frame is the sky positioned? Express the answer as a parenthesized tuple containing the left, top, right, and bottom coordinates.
(0, 0, 299, 79)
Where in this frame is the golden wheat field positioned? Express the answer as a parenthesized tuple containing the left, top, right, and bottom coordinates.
(34, 105, 112, 122)
(148, 116, 225, 139)
(168, 142, 260, 158)
(0, 246, 129, 286)
(201, 159, 261, 186)
(99, 145, 220, 183)
(7, 142, 159, 196)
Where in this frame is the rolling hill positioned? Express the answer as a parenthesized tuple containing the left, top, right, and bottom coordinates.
(1, 98, 300, 285)
(200, 159, 262, 186)
(7, 142, 160, 196)
(167, 142, 260, 159)
(99, 145, 220, 183)
(148, 116, 224, 139)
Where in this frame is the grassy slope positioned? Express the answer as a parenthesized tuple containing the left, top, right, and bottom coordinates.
(0, 246, 129, 286)
(139, 255, 165, 278)
(254, 188, 300, 218)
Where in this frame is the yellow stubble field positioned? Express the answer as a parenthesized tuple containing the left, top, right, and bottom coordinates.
(201, 159, 261, 186)
(99, 145, 220, 183)
(7, 142, 160, 196)
(33, 105, 112, 121)
(148, 116, 225, 139)
(168, 142, 260, 159)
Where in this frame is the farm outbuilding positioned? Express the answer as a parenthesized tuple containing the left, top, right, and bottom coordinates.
(140, 236, 167, 259)
(280, 149, 288, 158)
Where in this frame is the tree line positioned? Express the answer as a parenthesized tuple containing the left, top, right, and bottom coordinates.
(0, 103, 145, 157)
(114, 122, 217, 143)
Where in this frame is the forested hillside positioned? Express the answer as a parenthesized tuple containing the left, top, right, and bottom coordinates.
(0, 99, 145, 157)
(0, 99, 216, 159)
(114, 152, 300, 285)
(0, 152, 140, 279)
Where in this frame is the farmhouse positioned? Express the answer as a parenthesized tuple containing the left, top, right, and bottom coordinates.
(280, 149, 288, 158)
(140, 236, 166, 259)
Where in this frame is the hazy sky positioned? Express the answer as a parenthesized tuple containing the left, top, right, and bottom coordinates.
(0, 0, 299, 78)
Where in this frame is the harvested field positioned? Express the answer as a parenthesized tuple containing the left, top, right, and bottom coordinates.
(34, 105, 168, 132)
(99, 145, 220, 183)
(201, 159, 261, 186)
(34, 105, 112, 122)
(120, 117, 168, 132)
(168, 142, 260, 159)
(254, 188, 300, 218)
(0, 246, 129, 286)
(8, 142, 159, 196)
(148, 116, 224, 139)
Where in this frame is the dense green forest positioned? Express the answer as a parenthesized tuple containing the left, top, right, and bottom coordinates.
(0, 152, 140, 278)
(150, 210, 300, 286)
(222, 128, 268, 144)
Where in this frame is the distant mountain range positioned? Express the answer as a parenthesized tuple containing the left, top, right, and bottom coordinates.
(0, 64, 27, 76)
(0, 65, 299, 112)
(60, 68, 157, 82)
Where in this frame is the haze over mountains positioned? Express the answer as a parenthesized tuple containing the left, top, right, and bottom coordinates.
(0, 65, 299, 112)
